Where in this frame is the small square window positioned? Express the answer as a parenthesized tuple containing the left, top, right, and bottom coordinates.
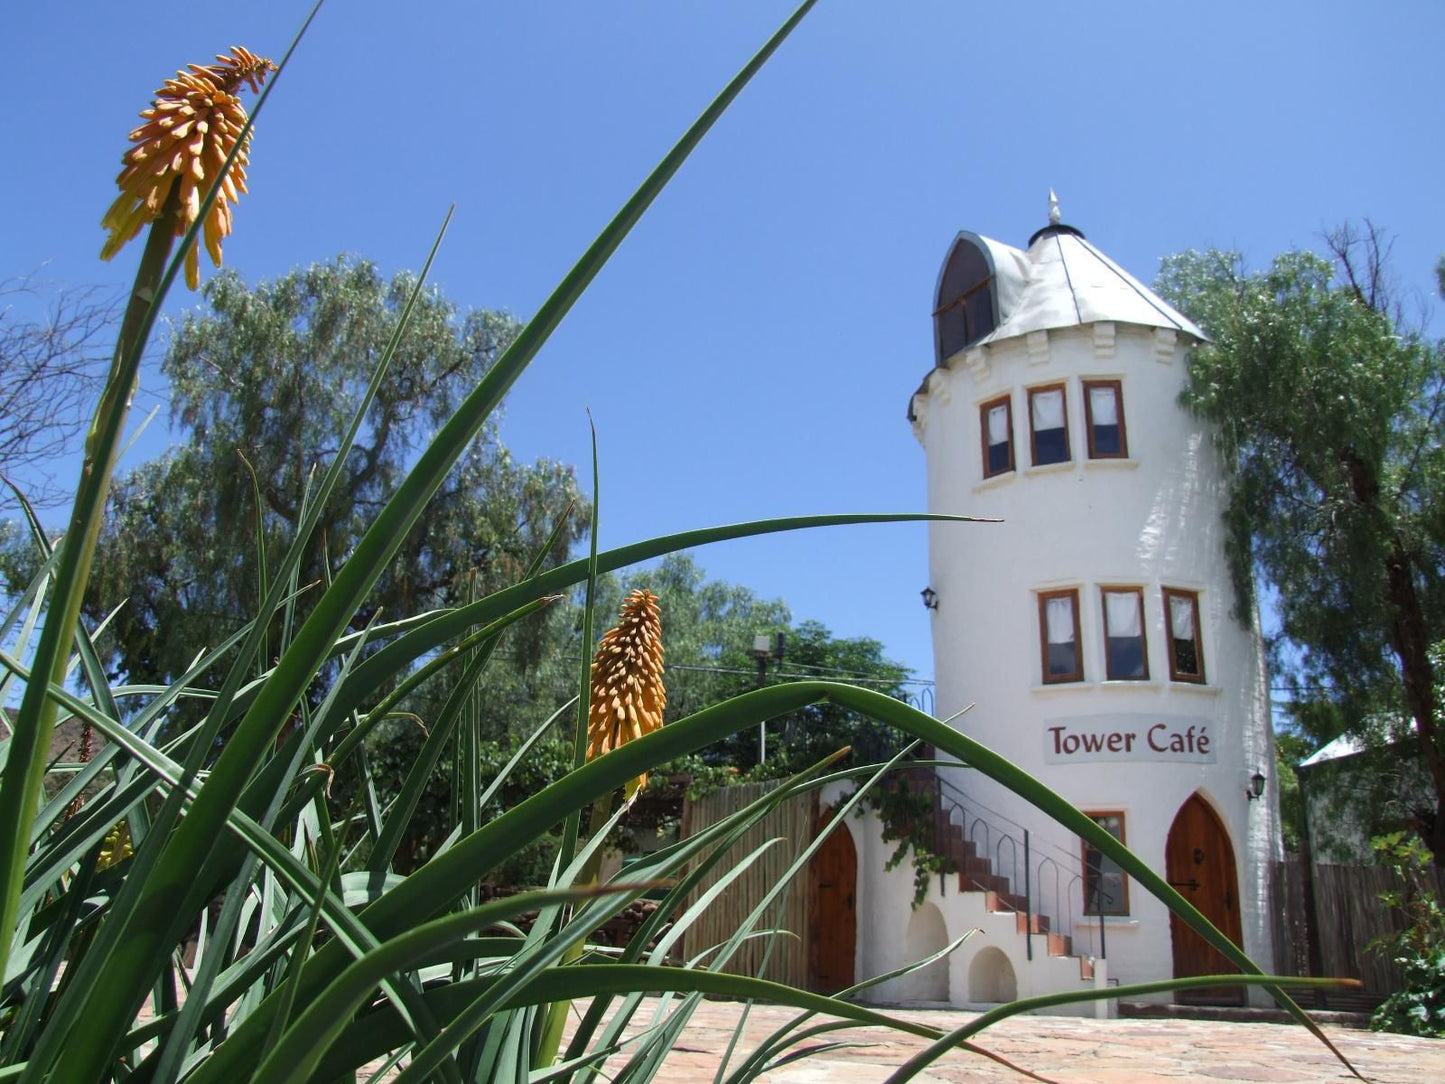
(1083, 812, 1130, 916)
(1163, 588, 1205, 683)
(1028, 385, 1070, 466)
(1101, 587, 1148, 680)
(1084, 380, 1127, 459)
(980, 395, 1014, 478)
(1038, 588, 1083, 683)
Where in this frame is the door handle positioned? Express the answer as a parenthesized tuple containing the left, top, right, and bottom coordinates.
(1168, 879, 1200, 891)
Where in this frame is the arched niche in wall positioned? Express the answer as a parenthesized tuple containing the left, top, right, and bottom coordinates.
(899, 901, 949, 1003)
(967, 945, 1017, 1004)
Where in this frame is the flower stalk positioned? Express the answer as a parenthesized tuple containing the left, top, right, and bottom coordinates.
(101, 47, 275, 289)
(534, 589, 666, 1068)
(0, 47, 269, 986)
(586, 589, 666, 805)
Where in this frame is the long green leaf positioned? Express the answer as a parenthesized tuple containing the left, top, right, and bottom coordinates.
(197, 682, 1358, 1083)
(45, 6, 825, 1076)
(254, 887, 645, 1084)
(366, 598, 557, 872)
(331, 512, 982, 727)
(0, 0, 320, 999)
(885, 975, 1359, 1084)
(533, 414, 604, 1071)
(317, 964, 950, 1080)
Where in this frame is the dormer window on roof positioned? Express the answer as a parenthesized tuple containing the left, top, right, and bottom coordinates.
(934, 236, 998, 363)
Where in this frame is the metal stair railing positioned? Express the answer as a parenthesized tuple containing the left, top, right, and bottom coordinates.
(931, 773, 1110, 963)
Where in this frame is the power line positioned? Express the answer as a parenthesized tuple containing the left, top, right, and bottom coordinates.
(664, 663, 931, 688)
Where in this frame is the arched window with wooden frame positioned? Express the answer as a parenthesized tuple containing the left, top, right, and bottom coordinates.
(934, 235, 999, 362)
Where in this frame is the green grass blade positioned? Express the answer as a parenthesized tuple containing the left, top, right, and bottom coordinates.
(0, 202, 178, 991)
(365, 601, 546, 872)
(235, 450, 271, 676)
(884, 975, 1360, 1084)
(318, 965, 950, 1080)
(47, 6, 829, 1072)
(330, 512, 981, 724)
(251, 887, 642, 1084)
(533, 415, 603, 1070)
(0, 0, 322, 999)
(561, 756, 852, 1074)
(218, 683, 1358, 1080)
(326, 597, 562, 773)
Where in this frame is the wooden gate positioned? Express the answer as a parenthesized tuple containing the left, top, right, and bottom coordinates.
(1166, 793, 1243, 1003)
(808, 806, 857, 992)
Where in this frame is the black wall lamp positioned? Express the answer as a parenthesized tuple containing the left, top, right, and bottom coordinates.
(1246, 770, 1266, 802)
(920, 587, 938, 611)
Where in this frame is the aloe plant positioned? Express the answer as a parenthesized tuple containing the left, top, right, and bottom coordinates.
(0, 3, 1362, 1082)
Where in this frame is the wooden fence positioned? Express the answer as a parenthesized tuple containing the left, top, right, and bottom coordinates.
(678, 782, 815, 989)
(1271, 859, 1445, 1007)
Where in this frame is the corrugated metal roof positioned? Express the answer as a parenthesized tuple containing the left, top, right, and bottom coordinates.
(1297, 719, 1418, 769)
(975, 227, 1204, 346)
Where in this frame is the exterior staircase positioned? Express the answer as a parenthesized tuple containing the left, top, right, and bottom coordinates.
(932, 815, 1095, 979)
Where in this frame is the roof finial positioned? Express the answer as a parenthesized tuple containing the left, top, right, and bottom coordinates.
(1048, 189, 1062, 225)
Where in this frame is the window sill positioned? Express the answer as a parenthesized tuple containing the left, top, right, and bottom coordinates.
(1166, 681, 1221, 696)
(1097, 679, 1160, 691)
(1084, 457, 1140, 471)
(1024, 461, 1074, 477)
(1031, 681, 1095, 695)
(973, 471, 1016, 494)
(1080, 917, 1141, 927)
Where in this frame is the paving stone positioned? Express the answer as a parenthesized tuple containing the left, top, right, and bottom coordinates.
(625, 999, 1445, 1084)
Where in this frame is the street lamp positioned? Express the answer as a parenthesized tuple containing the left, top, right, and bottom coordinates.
(746, 634, 773, 765)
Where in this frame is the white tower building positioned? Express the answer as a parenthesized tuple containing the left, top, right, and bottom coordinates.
(904, 200, 1281, 1004)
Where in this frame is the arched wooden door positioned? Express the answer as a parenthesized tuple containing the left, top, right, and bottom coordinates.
(1166, 793, 1244, 1004)
(808, 811, 856, 993)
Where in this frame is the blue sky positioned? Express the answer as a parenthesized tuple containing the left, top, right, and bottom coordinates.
(3, 1, 1442, 683)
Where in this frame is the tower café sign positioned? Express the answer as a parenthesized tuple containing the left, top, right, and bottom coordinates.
(1043, 714, 1216, 764)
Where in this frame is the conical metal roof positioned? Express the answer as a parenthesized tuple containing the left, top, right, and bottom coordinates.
(974, 225, 1204, 345)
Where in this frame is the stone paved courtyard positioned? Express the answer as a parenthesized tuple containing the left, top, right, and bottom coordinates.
(615, 999, 1445, 1084)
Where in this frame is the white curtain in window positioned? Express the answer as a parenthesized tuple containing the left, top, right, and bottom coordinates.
(1104, 591, 1141, 637)
(1169, 595, 1195, 640)
(1032, 388, 1064, 431)
(987, 403, 1010, 446)
(1089, 385, 1118, 426)
(1045, 596, 1075, 644)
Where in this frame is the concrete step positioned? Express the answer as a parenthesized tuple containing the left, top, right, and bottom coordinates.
(985, 888, 1027, 913)
(1015, 911, 1051, 935)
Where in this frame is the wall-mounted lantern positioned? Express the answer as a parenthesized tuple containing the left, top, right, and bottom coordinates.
(1246, 770, 1267, 802)
(920, 587, 939, 611)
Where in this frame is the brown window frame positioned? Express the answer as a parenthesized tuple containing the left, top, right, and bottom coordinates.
(1162, 587, 1206, 683)
(1027, 383, 1071, 466)
(1100, 586, 1149, 681)
(1083, 379, 1128, 459)
(1037, 587, 1083, 684)
(979, 395, 1015, 478)
(1082, 811, 1130, 916)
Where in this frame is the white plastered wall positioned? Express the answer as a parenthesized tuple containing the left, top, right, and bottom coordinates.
(909, 322, 1281, 1003)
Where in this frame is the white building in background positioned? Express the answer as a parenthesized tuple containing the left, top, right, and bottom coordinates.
(828, 199, 1282, 1012)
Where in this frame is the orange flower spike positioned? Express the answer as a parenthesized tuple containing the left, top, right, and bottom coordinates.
(586, 589, 666, 804)
(101, 46, 276, 289)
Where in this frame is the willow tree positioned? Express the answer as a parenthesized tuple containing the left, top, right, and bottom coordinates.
(1158, 225, 1445, 861)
